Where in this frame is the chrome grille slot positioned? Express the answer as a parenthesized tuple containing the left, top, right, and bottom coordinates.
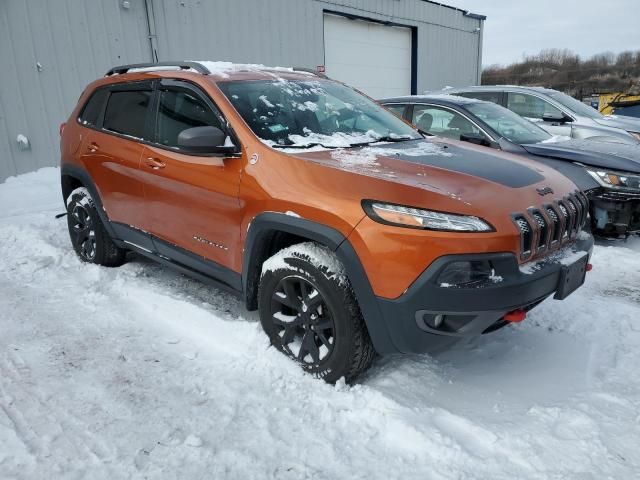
(558, 202, 571, 239)
(545, 206, 561, 244)
(514, 215, 532, 259)
(576, 192, 589, 227)
(532, 211, 548, 250)
(566, 198, 579, 235)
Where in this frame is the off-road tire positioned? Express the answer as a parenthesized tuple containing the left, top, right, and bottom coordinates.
(66, 187, 127, 267)
(258, 242, 375, 383)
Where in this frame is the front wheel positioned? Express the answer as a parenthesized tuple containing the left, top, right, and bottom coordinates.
(258, 243, 375, 383)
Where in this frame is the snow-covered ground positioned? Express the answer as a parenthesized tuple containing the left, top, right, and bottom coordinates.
(1, 168, 639, 479)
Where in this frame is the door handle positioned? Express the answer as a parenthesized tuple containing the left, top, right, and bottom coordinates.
(87, 142, 99, 153)
(144, 157, 166, 170)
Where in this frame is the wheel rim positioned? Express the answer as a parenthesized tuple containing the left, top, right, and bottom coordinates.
(69, 202, 96, 261)
(269, 275, 336, 365)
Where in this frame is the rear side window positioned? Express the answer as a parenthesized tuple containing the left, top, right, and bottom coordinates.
(460, 91, 503, 105)
(411, 105, 483, 140)
(103, 90, 152, 139)
(78, 89, 108, 127)
(506, 93, 562, 120)
(384, 104, 406, 119)
(156, 89, 223, 148)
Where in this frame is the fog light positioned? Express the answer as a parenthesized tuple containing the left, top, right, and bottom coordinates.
(437, 260, 496, 288)
(432, 314, 444, 328)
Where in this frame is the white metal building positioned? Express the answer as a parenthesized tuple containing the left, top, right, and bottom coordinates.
(0, 0, 485, 181)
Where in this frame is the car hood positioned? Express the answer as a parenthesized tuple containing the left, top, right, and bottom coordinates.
(521, 139, 640, 173)
(594, 115, 640, 133)
(286, 138, 578, 218)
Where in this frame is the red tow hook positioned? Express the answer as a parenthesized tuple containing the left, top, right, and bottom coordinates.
(586, 263, 593, 272)
(504, 309, 527, 323)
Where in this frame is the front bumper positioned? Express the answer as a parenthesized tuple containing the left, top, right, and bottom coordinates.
(374, 231, 594, 354)
(589, 188, 640, 235)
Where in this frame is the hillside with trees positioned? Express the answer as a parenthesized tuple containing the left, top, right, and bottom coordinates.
(482, 49, 640, 97)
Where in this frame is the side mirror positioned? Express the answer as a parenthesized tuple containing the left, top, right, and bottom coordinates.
(542, 113, 573, 124)
(177, 126, 237, 154)
(460, 132, 494, 148)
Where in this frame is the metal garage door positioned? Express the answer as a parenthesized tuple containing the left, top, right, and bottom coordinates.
(323, 13, 412, 99)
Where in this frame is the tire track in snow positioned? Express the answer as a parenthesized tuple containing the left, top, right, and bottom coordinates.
(0, 351, 115, 472)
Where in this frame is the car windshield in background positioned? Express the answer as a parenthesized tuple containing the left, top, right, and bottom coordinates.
(547, 90, 604, 119)
(218, 79, 421, 148)
(465, 101, 552, 144)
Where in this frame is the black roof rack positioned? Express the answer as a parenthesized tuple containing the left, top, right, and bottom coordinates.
(105, 61, 210, 76)
(292, 67, 327, 79)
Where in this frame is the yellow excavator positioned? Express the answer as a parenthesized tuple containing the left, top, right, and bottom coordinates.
(599, 88, 640, 118)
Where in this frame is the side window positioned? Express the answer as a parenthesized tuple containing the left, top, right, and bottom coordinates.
(462, 91, 503, 105)
(78, 89, 109, 127)
(103, 90, 152, 139)
(412, 105, 482, 140)
(507, 93, 562, 120)
(156, 89, 224, 149)
(384, 104, 406, 119)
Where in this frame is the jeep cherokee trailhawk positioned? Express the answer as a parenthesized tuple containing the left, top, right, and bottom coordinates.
(60, 61, 594, 382)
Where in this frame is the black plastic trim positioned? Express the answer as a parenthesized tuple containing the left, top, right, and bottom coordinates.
(243, 212, 397, 354)
(60, 165, 118, 240)
(105, 61, 211, 76)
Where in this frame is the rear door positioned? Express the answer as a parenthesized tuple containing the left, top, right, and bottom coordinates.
(140, 79, 244, 279)
(80, 81, 154, 244)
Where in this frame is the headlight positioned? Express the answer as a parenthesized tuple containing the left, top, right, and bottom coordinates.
(363, 201, 493, 232)
(585, 168, 640, 191)
(630, 132, 640, 141)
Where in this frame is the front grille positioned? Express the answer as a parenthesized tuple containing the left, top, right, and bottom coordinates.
(513, 191, 586, 261)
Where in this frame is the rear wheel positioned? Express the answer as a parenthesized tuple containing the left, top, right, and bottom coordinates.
(66, 187, 127, 267)
(258, 242, 375, 383)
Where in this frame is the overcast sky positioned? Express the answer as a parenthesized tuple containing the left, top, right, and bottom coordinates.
(451, 0, 640, 67)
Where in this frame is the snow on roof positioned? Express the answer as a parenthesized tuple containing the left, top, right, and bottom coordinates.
(195, 61, 315, 78)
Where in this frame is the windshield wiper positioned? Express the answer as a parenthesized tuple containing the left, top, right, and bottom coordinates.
(346, 135, 417, 147)
(271, 142, 339, 149)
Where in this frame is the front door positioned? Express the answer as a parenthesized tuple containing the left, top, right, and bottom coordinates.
(506, 92, 572, 137)
(140, 81, 244, 275)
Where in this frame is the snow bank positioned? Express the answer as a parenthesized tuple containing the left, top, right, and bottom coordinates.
(1, 168, 639, 479)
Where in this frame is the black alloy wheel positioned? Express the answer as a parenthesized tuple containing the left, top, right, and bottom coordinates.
(270, 275, 336, 365)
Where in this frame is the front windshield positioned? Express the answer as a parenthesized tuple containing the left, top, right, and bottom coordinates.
(547, 90, 604, 119)
(218, 79, 421, 147)
(465, 101, 552, 144)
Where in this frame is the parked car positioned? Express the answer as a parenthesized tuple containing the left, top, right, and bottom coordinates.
(60, 61, 593, 382)
(441, 86, 640, 145)
(380, 94, 640, 237)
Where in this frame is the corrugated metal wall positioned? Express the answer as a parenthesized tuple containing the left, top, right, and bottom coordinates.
(0, 0, 483, 182)
(0, 0, 152, 181)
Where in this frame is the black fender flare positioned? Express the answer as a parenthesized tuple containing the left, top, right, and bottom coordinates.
(243, 212, 398, 354)
(60, 164, 118, 239)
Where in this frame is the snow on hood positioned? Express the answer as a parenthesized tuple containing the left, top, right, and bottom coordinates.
(289, 138, 550, 191)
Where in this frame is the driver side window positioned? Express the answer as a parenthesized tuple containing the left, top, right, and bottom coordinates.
(156, 88, 224, 149)
(412, 105, 482, 140)
(506, 93, 562, 120)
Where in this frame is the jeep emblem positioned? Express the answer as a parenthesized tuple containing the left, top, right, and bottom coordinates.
(536, 186, 554, 196)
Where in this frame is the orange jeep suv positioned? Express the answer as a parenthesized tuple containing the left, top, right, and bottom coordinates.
(60, 61, 594, 382)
